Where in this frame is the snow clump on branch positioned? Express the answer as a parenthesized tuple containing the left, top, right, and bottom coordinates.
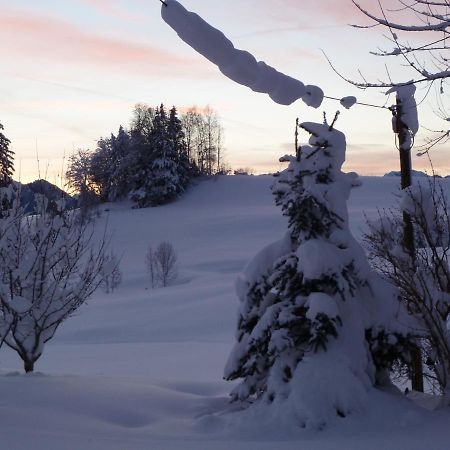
(161, 0, 324, 108)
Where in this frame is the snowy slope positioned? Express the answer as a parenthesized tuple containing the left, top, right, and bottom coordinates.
(0, 175, 448, 450)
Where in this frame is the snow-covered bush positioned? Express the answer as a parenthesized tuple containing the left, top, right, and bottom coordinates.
(366, 180, 450, 401)
(224, 118, 410, 427)
(0, 183, 16, 219)
(0, 193, 108, 372)
(146, 241, 178, 288)
(234, 168, 254, 176)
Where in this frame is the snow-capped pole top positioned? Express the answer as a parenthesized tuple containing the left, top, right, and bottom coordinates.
(386, 83, 419, 136)
(161, 0, 324, 108)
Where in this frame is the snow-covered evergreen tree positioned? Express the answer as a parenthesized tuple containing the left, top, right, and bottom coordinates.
(110, 126, 132, 201)
(94, 126, 133, 202)
(168, 106, 191, 189)
(224, 118, 411, 427)
(131, 105, 181, 207)
(0, 122, 15, 217)
(0, 121, 14, 188)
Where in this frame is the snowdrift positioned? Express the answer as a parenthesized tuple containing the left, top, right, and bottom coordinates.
(0, 175, 448, 449)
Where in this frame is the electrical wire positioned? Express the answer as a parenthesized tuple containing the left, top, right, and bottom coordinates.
(323, 95, 390, 110)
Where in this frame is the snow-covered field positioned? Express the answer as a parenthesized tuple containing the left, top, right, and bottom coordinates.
(1, 175, 449, 450)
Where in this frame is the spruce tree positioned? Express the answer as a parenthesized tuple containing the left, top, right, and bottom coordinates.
(109, 126, 132, 201)
(168, 106, 190, 190)
(131, 104, 181, 207)
(128, 123, 149, 196)
(147, 104, 180, 205)
(0, 122, 14, 217)
(224, 118, 411, 427)
(0, 122, 13, 187)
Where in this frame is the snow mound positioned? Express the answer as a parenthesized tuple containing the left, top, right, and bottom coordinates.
(0, 175, 448, 448)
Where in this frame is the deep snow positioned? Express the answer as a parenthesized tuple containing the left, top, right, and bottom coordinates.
(0, 175, 449, 450)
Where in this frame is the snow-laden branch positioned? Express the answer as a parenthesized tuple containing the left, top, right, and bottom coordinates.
(161, 0, 324, 108)
(328, 1, 450, 90)
(352, 1, 450, 32)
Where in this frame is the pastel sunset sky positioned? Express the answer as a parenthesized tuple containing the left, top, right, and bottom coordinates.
(1, 0, 449, 183)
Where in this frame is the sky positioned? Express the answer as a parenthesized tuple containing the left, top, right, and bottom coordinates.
(1, 0, 450, 184)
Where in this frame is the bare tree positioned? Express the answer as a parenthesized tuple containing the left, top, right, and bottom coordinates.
(101, 252, 122, 294)
(66, 149, 99, 219)
(216, 123, 224, 174)
(130, 103, 156, 138)
(180, 106, 224, 175)
(203, 106, 219, 176)
(340, 1, 450, 152)
(351, 1, 450, 87)
(155, 242, 178, 287)
(146, 242, 178, 288)
(346, 0, 450, 392)
(365, 180, 450, 401)
(181, 107, 201, 163)
(145, 245, 157, 288)
(0, 193, 108, 373)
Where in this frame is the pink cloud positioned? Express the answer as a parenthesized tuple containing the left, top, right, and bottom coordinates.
(0, 9, 209, 77)
(178, 105, 214, 115)
(77, 0, 145, 22)
(302, 0, 380, 23)
(247, 0, 398, 29)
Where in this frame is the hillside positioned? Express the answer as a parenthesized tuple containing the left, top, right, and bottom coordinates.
(19, 179, 76, 213)
(0, 175, 448, 450)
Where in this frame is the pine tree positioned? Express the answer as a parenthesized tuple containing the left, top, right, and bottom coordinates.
(0, 122, 15, 217)
(147, 104, 180, 205)
(224, 118, 411, 427)
(0, 122, 13, 188)
(90, 127, 133, 202)
(108, 126, 132, 201)
(69, 104, 201, 209)
(131, 105, 181, 207)
(168, 106, 191, 189)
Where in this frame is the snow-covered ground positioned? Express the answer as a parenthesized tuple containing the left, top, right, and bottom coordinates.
(1, 175, 449, 450)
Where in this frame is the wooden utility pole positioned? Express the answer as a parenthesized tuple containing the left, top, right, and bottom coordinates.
(393, 94, 424, 393)
(396, 98, 416, 257)
(295, 118, 300, 161)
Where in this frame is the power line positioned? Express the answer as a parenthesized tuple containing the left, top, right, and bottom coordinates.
(324, 95, 389, 110)
(157, 0, 392, 113)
